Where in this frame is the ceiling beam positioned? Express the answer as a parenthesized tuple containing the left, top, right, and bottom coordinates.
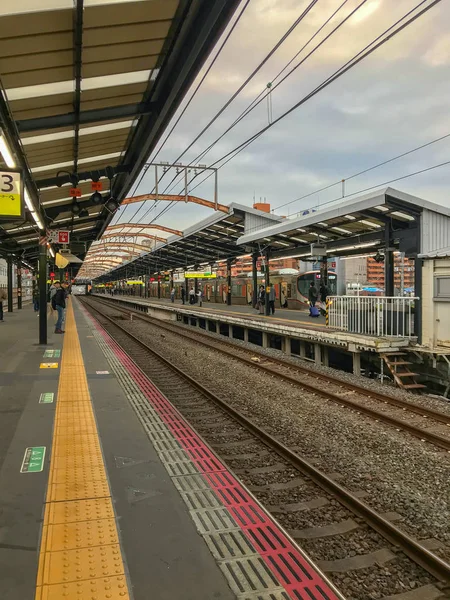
(37, 165, 131, 189)
(73, 0, 84, 172)
(16, 104, 151, 134)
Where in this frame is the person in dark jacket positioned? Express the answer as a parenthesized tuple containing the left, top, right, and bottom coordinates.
(52, 281, 66, 334)
(257, 285, 265, 315)
(32, 286, 39, 312)
(308, 281, 318, 307)
(181, 287, 186, 305)
(319, 283, 329, 303)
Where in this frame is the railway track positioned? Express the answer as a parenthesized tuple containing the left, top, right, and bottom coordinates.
(81, 296, 450, 600)
(89, 296, 450, 452)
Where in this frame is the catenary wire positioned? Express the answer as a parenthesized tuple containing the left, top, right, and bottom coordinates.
(275, 132, 450, 211)
(181, 0, 442, 201)
(174, 0, 359, 181)
(144, 0, 442, 229)
(170, 0, 432, 198)
(205, 0, 442, 171)
(120, 1, 321, 232)
(116, 0, 252, 226)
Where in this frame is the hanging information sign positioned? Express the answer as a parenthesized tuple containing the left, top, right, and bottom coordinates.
(0, 168, 23, 220)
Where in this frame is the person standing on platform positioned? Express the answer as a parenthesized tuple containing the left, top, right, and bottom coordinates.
(0, 287, 6, 322)
(257, 285, 265, 315)
(170, 287, 175, 303)
(52, 281, 66, 334)
(189, 287, 195, 305)
(197, 287, 203, 307)
(319, 282, 329, 315)
(62, 282, 69, 329)
(308, 281, 318, 308)
(268, 284, 276, 315)
(32, 285, 39, 312)
(181, 287, 186, 305)
(48, 281, 57, 319)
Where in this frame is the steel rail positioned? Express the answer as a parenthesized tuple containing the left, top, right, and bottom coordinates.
(90, 296, 450, 450)
(81, 296, 450, 585)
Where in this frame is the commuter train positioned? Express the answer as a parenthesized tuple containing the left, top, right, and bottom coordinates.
(146, 270, 337, 310)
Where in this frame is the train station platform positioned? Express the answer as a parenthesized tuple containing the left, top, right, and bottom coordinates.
(125, 295, 327, 326)
(93, 294, 413, 370)
(0, 300, 342, 600)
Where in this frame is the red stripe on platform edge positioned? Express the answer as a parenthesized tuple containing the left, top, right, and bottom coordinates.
(81, 305, 340, 600)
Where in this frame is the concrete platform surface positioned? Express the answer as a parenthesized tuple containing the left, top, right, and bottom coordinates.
(101, 293, 327, 327)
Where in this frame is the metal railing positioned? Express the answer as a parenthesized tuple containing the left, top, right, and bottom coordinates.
(327, 296, 417, 338)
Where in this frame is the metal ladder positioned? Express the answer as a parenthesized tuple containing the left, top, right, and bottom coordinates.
(380, 352, 426, 391)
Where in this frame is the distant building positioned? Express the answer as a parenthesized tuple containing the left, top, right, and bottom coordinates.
(0, 258, 33, 305)
(366, 255, 414, 292)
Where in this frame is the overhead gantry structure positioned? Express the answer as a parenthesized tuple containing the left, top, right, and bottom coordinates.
(121, 193, 229, 214)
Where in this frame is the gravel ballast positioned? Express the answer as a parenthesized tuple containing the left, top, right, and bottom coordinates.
(119, 316, 450, 555)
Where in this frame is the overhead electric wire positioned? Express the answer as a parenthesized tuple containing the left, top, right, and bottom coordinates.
(162, 0, 323, 196)
(174, 0, 444, 206)
(298, 159, 450, 210)
(204, 0, 443, 171)
(177, 0, 357, 179)
(275, 132, 450, 211)
(165, 0, 319, 169)
(116, 0, 252, 227)
(121, 0, 321, 233)
(110, 0, 443, 270)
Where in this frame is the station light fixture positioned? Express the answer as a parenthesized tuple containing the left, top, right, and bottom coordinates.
(71, 200, 81, 215)
(104, 197, 119, 213)
(0, 133, 16, 168)
(90, 191, 103, 205)
(78, 208, 89, 218)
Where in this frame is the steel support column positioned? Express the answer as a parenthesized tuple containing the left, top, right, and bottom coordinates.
(157, 278, 161, 299)
(7, 256, 13, 313)
(226, 259, 232, 306)
(39, 243, 48, 344)
(414, 257, 422, 344)
(17, 260, 22, 309)
(320, 257, 328, 286)
(194, 277, 199, 303)
(384, 224, 394, 297)
(252, 252, 258, 308)
(264, 249, 270, 316)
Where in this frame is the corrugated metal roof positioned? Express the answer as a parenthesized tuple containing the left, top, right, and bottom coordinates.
(419, 246, 450, 259)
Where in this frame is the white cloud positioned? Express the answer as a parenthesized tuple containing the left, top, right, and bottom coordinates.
(119, 0, 450, 232)
(423, 36, 450, 67)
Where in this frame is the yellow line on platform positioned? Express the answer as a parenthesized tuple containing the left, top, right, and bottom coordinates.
(35, 301, 130, 600)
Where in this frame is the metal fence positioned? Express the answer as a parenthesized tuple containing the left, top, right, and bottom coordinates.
(327, 296, 417, 338)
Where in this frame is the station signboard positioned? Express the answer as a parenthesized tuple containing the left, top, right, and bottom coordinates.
(185, 271, 216, 279)
(0, 168, 24, 220)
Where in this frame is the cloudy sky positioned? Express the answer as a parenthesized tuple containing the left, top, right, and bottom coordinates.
(114, 0, 450, 233)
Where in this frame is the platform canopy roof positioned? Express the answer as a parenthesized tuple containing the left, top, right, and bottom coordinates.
(89, 203, 282, 281)
(237, 188, 450, 261)
(0, 0, 240, 266)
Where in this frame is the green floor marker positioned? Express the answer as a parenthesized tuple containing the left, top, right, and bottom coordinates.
(43, 349, 61, 358)
(20, 447, 46, 473)
(39, 392, 54, 404)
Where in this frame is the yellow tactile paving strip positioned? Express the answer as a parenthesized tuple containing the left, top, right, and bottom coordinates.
(35, 301, 130, 600)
